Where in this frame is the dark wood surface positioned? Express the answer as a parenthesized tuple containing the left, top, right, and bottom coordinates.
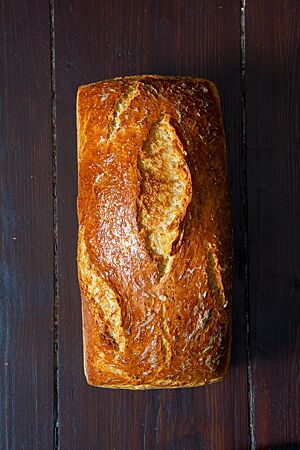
(0, 0, 54, 449)
(246, 1, 300, 449)
(0, 1, 299, 449)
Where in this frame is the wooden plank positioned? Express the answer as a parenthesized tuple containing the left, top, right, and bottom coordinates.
(55, 1, 248, 448)
(0, 1, 54, 448)
(246, 1, 300, 448)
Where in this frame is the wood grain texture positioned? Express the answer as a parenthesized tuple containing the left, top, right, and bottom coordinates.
(246, 1, 300, 448)
(55, 0, 248, 449)
(0, 1, 54, 449)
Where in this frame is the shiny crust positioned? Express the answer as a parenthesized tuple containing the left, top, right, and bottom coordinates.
(77, 75, 232, 389)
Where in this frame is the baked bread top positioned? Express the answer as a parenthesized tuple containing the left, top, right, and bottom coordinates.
(77, 75, 232, 389)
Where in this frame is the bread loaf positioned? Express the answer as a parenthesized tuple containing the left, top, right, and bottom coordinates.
(77, 75, 232, 389)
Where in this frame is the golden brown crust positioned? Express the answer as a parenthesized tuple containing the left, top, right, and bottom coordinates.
(77, 75, 232, 389)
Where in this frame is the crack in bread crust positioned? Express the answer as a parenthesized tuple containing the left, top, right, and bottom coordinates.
(205, 242, 226, 307)
(108, 83, 139, 141)
(137, 114, 192, 276)
(78, 227, 126, 353)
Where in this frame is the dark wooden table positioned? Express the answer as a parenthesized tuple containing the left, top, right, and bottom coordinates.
(1, 1, 300, 449)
